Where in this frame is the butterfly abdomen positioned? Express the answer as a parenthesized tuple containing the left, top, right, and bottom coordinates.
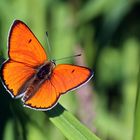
(22, 76, 44, 101)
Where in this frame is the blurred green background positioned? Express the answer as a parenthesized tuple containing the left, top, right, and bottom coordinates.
(0, 0, 139, 140)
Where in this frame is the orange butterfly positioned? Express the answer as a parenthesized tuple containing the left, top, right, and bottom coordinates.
(1, 20, 93, 111)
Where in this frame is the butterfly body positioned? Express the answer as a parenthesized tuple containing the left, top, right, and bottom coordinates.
(22, 61, 55, 101)
(1, 20, 93, 111)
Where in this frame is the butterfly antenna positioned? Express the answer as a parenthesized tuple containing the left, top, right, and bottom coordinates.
(46, 32, 52, 59)
(54, 54, 81, 62)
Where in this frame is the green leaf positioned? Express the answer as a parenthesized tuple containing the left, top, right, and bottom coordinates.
(45, 104, 100, 140)
(133, 53, 140, 140)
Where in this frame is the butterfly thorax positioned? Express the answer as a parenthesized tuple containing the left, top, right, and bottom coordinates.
(22, 61, 55, 102)
(37, 61, 55, 79)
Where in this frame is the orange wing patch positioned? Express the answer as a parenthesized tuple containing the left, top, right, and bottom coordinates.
(8, 20, 47, 67)
(51, 64, 93, 94)
(1, 60, 36, 98)
(24, 80, 58, 110)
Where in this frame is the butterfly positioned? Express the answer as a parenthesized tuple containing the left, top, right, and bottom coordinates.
(1, 20, 93, 111)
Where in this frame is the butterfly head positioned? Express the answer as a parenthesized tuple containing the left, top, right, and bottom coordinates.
(50, 59, 56, 65)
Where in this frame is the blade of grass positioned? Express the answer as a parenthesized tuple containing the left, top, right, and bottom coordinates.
(133, 50, 140, 140)
(45, 103, 100, 140)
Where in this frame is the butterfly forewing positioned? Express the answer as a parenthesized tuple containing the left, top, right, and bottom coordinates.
(8, 20, 47, 67)
(51, 64, 93, 94)
(1, 60, 36, 97)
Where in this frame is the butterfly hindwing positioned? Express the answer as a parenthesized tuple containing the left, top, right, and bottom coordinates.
(24, 80, 59, 110)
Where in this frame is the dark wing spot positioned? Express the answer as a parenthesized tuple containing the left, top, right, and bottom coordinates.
(71, 69, 75, 73)
(28, 39, 32, 43)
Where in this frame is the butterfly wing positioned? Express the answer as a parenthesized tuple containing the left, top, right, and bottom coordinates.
(1, 20, 47, 98)
(23, 64, 93, 110)
(1, 60, 36, 98)
(23, 80, 59, 110)
(8, 20, 47, 67)
(51, 64, 93, 94)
